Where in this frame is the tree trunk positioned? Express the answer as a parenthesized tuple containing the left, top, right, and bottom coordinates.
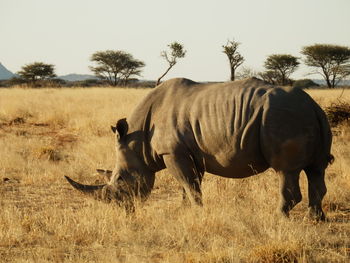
(321, 66, 332, 88)
(331, 74, 337, 89)
(325, 76, 332, 88)
(113, 73, 118, 86)
(281, 73, 286, 86)
(230, 66, 235, 81)
(157, 65, 174, 86)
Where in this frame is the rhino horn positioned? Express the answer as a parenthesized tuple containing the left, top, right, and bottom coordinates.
(64, 176, 106, 195)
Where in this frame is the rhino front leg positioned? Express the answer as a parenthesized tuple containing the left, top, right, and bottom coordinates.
(163, 154, 204, 206)
(304, 167, 327, 221)
(278, 170, 302, 217)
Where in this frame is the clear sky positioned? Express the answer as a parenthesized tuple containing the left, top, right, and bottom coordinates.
(1, 0, 350, 82)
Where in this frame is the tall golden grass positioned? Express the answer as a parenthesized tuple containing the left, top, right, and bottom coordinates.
(0, 86, 349, 262)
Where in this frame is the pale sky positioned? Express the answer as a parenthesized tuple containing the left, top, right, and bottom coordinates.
(1, 0, 350, 82)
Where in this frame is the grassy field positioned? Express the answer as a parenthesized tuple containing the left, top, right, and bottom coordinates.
(0, 86, 349, 262)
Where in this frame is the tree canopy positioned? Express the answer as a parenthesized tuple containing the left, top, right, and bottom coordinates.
(263, 54, 299, 85)
(90, 50, 145, 86)
(156, 42, 186, 85)
(222, 39, 244, 81)
(258, 70, 279, 85)
(17, 62, 56, 84)
(301, 44, 350, 88)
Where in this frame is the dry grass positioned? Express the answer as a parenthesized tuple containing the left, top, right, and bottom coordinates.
(0, 86, 349, 263)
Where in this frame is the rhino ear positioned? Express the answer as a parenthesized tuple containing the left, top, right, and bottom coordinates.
(113, 118, 128, 140)
(111, 126, 117, 133)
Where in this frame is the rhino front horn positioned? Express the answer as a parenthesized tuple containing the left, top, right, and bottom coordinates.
(65, 176, 105, 196)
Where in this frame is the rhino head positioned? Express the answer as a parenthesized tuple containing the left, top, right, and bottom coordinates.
(65, 118, 155, 209)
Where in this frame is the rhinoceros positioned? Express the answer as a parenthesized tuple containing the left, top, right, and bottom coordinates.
(65, 77, 333, 220)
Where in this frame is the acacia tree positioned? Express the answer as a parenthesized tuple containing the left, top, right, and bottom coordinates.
(17, 62, 56, 84)
(301, 44, 350, 88)
(222, 39, 244, 81)
(156, 42, 186, 85)
(263, 54, 299, 85)
(90, 50, 145, 86)
(120, 59, 145, 85)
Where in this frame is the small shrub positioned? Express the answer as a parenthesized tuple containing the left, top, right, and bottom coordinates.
(9, 117, 25, 125)
(325, 100, 350, 127)
(248, 243, 300, 263)
(35, 146, 62, 162)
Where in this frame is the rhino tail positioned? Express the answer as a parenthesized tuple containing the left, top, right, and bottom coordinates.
(315, 103, 334, 166)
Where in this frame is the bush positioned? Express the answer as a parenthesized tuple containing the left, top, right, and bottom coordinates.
(66, 78, 107, 87)
(0, 77, 26, 87)
(293, 79, 319, 89)
(325, 100, 350, 127)
(127, 80, 157, 88)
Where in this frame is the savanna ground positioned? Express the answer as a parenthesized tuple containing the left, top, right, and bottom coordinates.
(0, 86, 349, 263)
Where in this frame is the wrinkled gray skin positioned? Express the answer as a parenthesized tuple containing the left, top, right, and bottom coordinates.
(66, 77, 333, 220)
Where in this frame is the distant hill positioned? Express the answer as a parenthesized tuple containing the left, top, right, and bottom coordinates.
(58, 74, 97, 81)
(311, 79, 325, 86)
(0, 63, 14, 80)
(312, 79, 350, 86)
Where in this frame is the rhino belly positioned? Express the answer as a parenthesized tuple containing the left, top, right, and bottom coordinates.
(203, 151, 269, 178)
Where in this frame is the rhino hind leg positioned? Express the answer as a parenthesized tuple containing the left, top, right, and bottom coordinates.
(163, 153, 204, 206)
(278, 170, 302, 217)
(304, 167, 327, 221)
